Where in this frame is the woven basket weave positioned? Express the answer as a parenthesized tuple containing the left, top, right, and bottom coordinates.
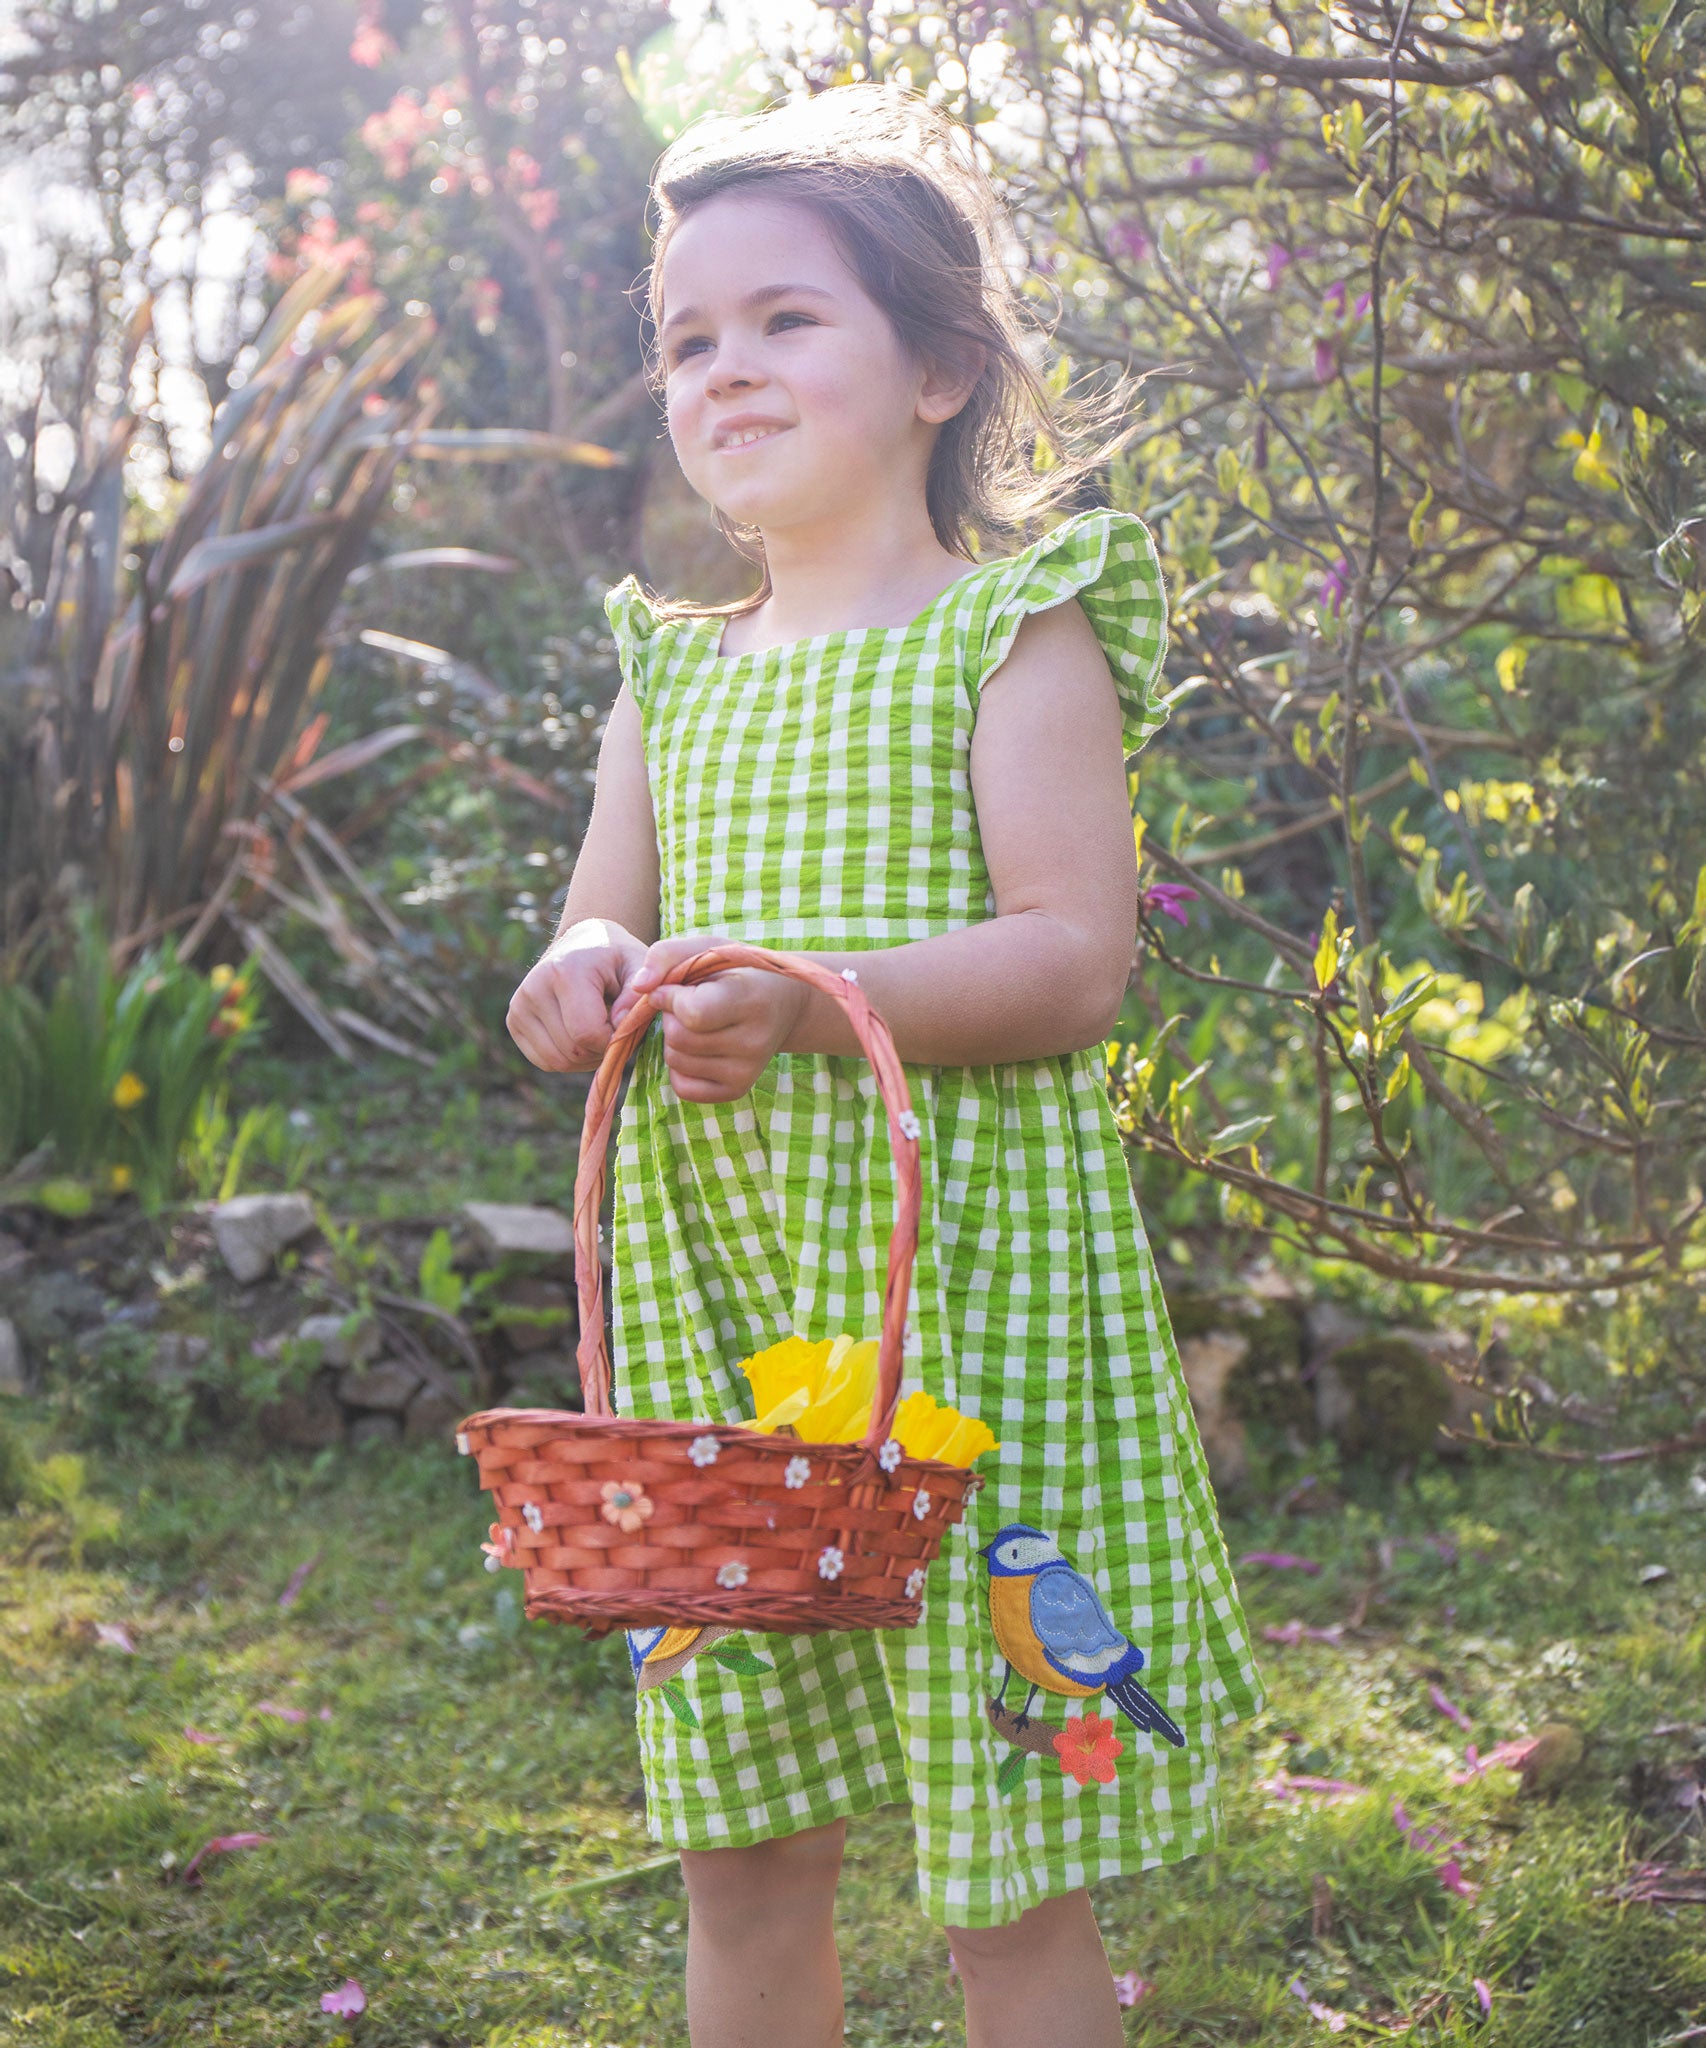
(458, 943, 983, 1636)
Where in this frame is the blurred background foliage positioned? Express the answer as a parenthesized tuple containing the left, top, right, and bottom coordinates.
(2, 0, 1704, 1442)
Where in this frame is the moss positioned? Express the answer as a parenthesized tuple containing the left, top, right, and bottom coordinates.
(1224, 1301, 1314, 1441)
(1329, 1335, 1452, 1467)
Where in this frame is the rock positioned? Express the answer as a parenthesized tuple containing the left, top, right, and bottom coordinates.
(1303, 1299, 1370, 1368)
(147, 1333, 210, 1390)
(0, 1318, 25, 1396)
(1313, 1334, 1453, 1467)
(495, 1276, 574, 1355)
(461, 1201, 573, 1260)
(348, 1412, 402, 1451)
(1178, 1330, 1251, 1494)
(337, 1360, 422, 1413)
(257, 1378, 345, 1450)
(501, 1348, 582, 1410)
(295, 1311, 381, 1370)
(11, 1269, 109, 1353)
(211, 1193, 316, 1284)
(403, 1385, 469, 1449)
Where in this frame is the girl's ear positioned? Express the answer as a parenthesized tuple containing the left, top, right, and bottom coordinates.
(916, 340, 987, 426)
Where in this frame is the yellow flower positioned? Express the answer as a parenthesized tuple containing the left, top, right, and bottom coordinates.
(890, 1390, 999, 1468)
(111, 1072, 147, 1111)
(210, 965, 235, 991)
(107, 1164, 133, 1192)
(735, 1336, 997, 1462)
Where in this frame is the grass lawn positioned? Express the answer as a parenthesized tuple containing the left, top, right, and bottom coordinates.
(3, 1424, 1704, 2046)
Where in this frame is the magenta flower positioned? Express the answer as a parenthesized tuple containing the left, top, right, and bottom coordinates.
(1188, 155, 1207, 176)
(320, 1978, 367, 2016)
(254, 1700, 307, 1724)
(1474, 1978, 1493, 2017)
(180, 1832, 271, 1888)
(1319, 557, 1353, 615)
(1313, 338, 1338, 384)
(1354, 290, 1372, 318)
(1109, 218, 1151, 263)
(1265, 242, 1293, 286)
(1113, 1970, 1153, 2006)
(1323, 281, 1348, 315)
(1141, 881, 1198, 928)
(1254, 150, 1275, 175)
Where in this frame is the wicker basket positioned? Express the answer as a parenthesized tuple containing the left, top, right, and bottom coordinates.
(458, 942, 983, 1636)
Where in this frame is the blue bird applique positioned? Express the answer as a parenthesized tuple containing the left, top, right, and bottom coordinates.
(979, 1523, 1187, 1750)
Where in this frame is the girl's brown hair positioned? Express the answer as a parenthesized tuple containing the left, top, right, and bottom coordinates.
(639, 85, 1135, 618)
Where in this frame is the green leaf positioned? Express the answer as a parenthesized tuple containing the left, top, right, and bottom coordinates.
(710, 1645, 773, 1675)
(660, 1680, 699, 1727)
(1206, 1115, 1274, 1155)
(1314, 909, 1341, 992)
(996, 1747, 1030, 1794)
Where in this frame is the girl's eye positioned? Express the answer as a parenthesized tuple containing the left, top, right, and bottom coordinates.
(668, 311, 816, 366)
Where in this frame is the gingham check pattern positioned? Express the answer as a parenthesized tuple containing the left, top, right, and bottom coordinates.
(604, 510, 1265, 1929)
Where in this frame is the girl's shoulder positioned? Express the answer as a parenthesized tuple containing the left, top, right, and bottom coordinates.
(960, 507, 1172, 759)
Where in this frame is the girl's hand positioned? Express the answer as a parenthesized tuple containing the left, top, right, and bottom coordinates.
(506, 919, 649, 1072)
(622, 935, 808, 1103)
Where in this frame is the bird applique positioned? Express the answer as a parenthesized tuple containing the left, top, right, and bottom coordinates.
(626, 1624, 730, 1690)
(979, 1523, 1187, 1750)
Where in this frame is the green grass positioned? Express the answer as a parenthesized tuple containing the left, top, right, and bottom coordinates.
(3, 1426, 1704, 2045)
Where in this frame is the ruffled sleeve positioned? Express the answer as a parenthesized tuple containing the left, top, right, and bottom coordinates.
(603, 575, 659, 709)
(969, 509, 1172, 757)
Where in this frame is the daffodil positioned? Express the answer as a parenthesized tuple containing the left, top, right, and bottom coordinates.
(210, 965, 235, 991)
(111, 1071, 147, 1111)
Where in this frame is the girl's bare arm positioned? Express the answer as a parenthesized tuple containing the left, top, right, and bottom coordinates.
(631, 599, 1141, 1076)
(505, 684, 661, 1071)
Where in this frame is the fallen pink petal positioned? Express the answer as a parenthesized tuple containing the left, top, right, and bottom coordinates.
(1449, 1736, 1539, 1785)
(94, 1623, 136, 1652)
(1288, 1977, 1350, 2032)
(276, 1551, 321, 1609)
(1263, 1619, 1345, 1647)
(318, 1705, 333, 1721)
(180, 1831, 271, 1887)
(182, 1726, 223, 1746)
(1429, 1683, 1472, 1730)
(1238, 1551, 1323, 1575)
(320, 1978, 367, 2016)
(1113, 1970, 1152, 2006)
(1260, 1770, 1368, 1803)
(254, 1700, 308, 1724)
(1474, 1977, 1493, 2016)
(1436, 1858, 1479, 1897)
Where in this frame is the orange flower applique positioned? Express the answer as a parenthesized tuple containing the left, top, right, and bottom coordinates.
(600, 1479, 654, 1534)
(1053, 1712, 1125, 1786)
(480, 1522, 514, 1571)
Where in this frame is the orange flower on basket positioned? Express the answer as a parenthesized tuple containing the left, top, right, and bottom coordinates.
(600, 1479, 654, 1534)
(1053, 1713, 1125, 1787)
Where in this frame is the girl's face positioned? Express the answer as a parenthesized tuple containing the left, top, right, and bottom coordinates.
(657, 191, 962, 535)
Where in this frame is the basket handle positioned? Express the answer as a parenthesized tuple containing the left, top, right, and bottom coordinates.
(572, 943, 921, 1457)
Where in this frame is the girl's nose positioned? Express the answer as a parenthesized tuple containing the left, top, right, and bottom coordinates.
(705, 346, 766, 399)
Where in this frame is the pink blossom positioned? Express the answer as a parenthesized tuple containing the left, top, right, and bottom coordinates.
(1254, 150, 1275, 175)
(1319, 557, 1352, 615)
(1448, 1736, 1539, 1785)
(254, 1700, 307, 1724)
(320, 1978, 367, 2016)
(93, 1623, 136, 1652)
(1313, 339, 1337, 384)
(1113, 1970, 1152, 2006)
(1474, 1978, 1493, 2017)
(350, 20, 394, 66)
(277, 1553, 320, 1609)
(1324, 281, 1348, 315)
(518, 187, 560, 234)
(285, 168, 332, 206)
(183, 1727, 223, 1746)
(1188, 155, 1207, 176)
(1265, 242, 1293, 286)
(1259, 1769, 1368, 1803)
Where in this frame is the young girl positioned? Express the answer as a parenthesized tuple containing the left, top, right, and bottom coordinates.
(507, 85, 1264, 2048)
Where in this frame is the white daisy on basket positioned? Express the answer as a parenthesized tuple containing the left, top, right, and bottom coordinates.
(912, 1489, 932, 1521)
(688, 1434, 721, 1467)
(897, 1109, 921, 1141)
(784, 1455, 812, 1488)
(522, 1502, 544, 1533)
(715, 1560, 749, 1589)
(904, 1567, 927, 1599)
(817, 1546, 845, 1580)
(877, 1438, 903, 1473)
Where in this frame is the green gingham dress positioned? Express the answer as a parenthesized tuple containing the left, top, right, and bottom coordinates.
(604, 508, 1265, 1929)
